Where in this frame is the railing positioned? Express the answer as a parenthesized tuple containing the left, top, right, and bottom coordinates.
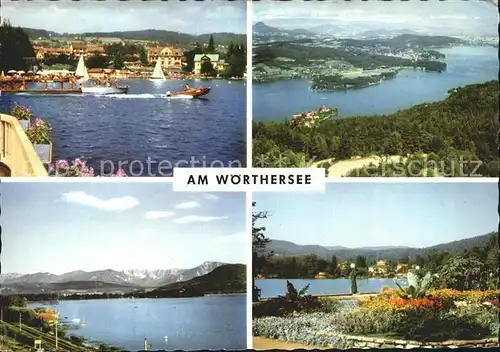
(0, 114, 48, 177)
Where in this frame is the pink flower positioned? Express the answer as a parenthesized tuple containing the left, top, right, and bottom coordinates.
(73, 158, 84, 167)
(82, 166, 95, 177)
(56, 160, 69, 168)
(113, 169, 127, 177)
(34, 118, 45, 126)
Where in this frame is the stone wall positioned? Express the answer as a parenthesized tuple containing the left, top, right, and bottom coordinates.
(342, 335, 499, 349)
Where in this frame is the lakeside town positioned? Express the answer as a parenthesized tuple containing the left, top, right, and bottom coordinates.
(0, 15, 247, 178)
(1, 24, 247, 83)
(252, 22, 497, 87)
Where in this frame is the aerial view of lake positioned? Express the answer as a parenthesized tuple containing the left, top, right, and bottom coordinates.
(0, 79, 245, 176)
(256, 278, 407, 298)
(253, 46, 498, 121)
(31, 295, 246, 351)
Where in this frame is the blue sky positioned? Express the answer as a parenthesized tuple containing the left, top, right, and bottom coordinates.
(253, 182, 498, 248)
(2, 183, 246, 274)
(253, 0, 498, 37)
(2, 0, 246, 34)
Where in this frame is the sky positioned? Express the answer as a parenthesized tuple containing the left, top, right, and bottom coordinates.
(2, 183, 247, 274)
(253, 0, 498, 37)
(253, 182, 498, 249)
(1, 0, 246, 34)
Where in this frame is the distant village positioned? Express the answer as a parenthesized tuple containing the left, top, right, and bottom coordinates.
(29, 35, 242, 79)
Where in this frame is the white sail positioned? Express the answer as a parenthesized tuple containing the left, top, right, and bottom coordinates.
(151, 57, 166, 79)
(75, 55, 89, 79)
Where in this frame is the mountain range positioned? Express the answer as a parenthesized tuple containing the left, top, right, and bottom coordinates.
(266, 233, 497, 262)
(253, 22, 314, 36)
(0, 261, 226, 288)
(21, 28, 245, 46)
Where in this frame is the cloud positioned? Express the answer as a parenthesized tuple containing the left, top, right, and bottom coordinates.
(144, 211, 175, 219)
(175, 201, 201, 210)
(173, 215, 228, 224)
(213, 232, 246, 243)
(203, 194, 220, 201)
(140, 228, 155, 236)
(61, 191, 139, 211)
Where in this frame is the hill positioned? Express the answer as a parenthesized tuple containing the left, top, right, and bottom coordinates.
(1, 281, 137, 294)
(151, 264, 246, 296)
(265, 232, 498, 262)
(253, 80, 499, 176)
(23, 28, 246, 46)
(253, 22, 314, 36)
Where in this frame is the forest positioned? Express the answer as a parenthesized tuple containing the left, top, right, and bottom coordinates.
(256, 234, 498, 283)
(253, 80, 499, 176)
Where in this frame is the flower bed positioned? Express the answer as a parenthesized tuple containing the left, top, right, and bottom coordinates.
(253, 288, 499, 347)
(48, 158, 126, 177)
(253, 312, 352, 348)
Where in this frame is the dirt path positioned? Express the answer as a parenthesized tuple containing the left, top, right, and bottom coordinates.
(253, 336, 330, 350)
(313, 155, 405, 177)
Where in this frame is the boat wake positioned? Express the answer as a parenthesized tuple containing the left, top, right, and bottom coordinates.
(97, 93, 157, 99)
(164, 94, 193, 100)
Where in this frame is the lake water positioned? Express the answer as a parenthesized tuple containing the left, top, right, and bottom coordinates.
(0, 79, 245, 176)
(255, 278, 407, 298)
(32, 295, 246, 351)
(253, 46, 498, 121)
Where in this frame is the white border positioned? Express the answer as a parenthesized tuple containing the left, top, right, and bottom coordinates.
(2, 177, 498, 183)
(323, 178, 499, 183)
(245, 189, 253, 350)
(245, 1, 253, 349)
(246, 0, 253, 170)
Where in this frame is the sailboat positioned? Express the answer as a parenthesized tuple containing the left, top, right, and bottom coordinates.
(75, 55, 89, 83)
(151, 57, 166, 80)
(75, 55, 128, 94)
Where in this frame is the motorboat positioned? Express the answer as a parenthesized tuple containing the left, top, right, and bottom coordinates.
(166, 86, 210, 98)
(81, 85, 129, 94)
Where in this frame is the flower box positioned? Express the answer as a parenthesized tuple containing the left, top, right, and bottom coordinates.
(34, 143, 52, 163)
(19, 119, 30, 130)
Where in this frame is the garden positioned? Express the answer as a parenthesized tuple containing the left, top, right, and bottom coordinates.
(253, 274, 499, 349)
(8, 104, 126, 177)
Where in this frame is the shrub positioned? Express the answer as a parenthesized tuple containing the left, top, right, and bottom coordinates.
(69, 335, 85, 345)
(253, 312, 352, 348)
(253, 296, 323, 318)
(336, 304, 496, 341)
(335, 308, 404, 335)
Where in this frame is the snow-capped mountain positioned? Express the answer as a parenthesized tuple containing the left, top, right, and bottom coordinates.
(0, 272, 23, 283)
(0, 261, 226, 287)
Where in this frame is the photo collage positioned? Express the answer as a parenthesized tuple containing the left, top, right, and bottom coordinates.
(0, 0, 498, 351)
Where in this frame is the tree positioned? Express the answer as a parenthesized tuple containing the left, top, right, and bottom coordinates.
(207, 35, 215, 53)
(252, 202, 272, 302)
(183, 45, 203, 73)
(328, 255, 338, 277)
(200, 60, 216, 77)
(0, 20, 37, 72)
(414, 254, 425, 268)
(224, 42, 246, 78)
(112, 51, 124, 69)
(139, 47, 148, 65)
(436, 255, 488, 291)
(355, 255, 367, 268)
